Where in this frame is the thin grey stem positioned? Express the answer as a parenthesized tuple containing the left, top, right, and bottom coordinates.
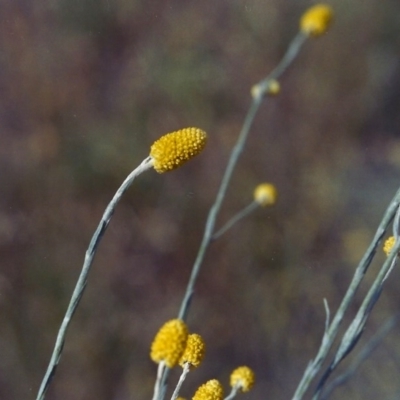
(291, 187, 400, 400)
(319, 314, 400, 400)
(178, 31, 308, 322)
(36, 157, 154, 400)
(159, 32, 309, 400)
(224, 386, 240, 400)
(312, 240, 400, 400)
(255, 32, 307, 94)
(177, 96, 262, 321)
(153, 362, 167, 400)
(170, 363, 190, 400)
(212, 201, 259, 240)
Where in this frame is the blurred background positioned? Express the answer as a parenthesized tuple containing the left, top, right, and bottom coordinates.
(1, 0, 400, 399)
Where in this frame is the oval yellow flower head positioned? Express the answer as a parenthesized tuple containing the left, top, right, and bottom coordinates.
(383, 236, 396, 257)
(230, 366, 255, 392)
(150, 319, 188, 368)
(300, 4, 333, 37)
(179, 333, 206, 369)
(253, 183, 277, 207)
(150, 127, 207, 173)
(192, 379, 223, 400)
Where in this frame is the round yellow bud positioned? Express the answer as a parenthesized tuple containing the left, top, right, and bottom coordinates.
(179, 333, 206, 369)
(150, 319, 188, 368)
(383, 236, 396, 257)
(300, 4, 333, 37)
(253, 183, 277, 207)
(251, 80, 280, 99)
(266, 79, 280, 96)
(150, 127, 207, 173)
(192, 379, 223, 400)
(230, 366, 255, 392)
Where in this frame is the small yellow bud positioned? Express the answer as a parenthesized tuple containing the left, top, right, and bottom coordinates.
(253, 183, 277, 206)
(383, 236, 396, 257)
(251, 79, 280, 99)
(150, 319, 189, 368)
(300, 4, 333, 37)
(179, 333, 206, 369)
(266, 79, 280, 96)
(192, 379, 223, 400)
(230, 366, 255, 392)
(150, 127, 207, 173)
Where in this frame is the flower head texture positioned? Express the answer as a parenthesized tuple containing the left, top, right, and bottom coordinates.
(179, 333, 206, 369)
(300, 4, 333, 37)
(230, 366, 255, 392)
(254, 183, 277, 206)
(150, 127, 207, 173)
(150, 319, 189, 368)
(383, 236, 396, 256)
(192, 379, 223, 400)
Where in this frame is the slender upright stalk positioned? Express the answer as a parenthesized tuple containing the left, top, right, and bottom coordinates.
(36, 157, 154, 400)
(178, 32, 308, 322)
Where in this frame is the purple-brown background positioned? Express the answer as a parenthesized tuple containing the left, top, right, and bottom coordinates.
(1, 0, 400, 399)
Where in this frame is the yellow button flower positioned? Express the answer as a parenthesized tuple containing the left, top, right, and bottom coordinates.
(192, 379, 223, 400)
(150, 319, 188, 368)
(383, 236, 396, 257)
(300, 4, 333, 37)
(230, 366, 255, 392)
(253, 183, 277, 206)
(179, 333, 206, 369)
(150, 127, 207, 173)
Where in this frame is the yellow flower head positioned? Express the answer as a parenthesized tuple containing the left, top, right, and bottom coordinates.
(383, 236, 396, 257)
(150, 319, 188, 368)
(300, 4, 333, 37)
(253, 183, 277, 207)
(192, 379, 223, 400)
(179, 333, 206, 369)
(150, 127, 207, 173)
(230, 366, 255, 393)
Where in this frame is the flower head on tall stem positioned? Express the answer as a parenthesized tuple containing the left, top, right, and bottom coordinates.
(150, 127, 207, 173)
(300, 4, 334, 37)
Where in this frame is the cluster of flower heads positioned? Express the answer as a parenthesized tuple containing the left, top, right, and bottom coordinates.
(150, 319, 255, 400)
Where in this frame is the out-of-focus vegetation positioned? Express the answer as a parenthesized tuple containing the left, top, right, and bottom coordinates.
(1, 1, 400, 399)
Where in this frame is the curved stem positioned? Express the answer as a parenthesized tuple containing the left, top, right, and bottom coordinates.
(36, 157, 154, 400)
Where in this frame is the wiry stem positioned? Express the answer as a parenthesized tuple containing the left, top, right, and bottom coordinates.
(212, 201, 259, 240)
(159, 31, 308, 400)
(291, 187, 400, 400)
(170, 363, 190, 400)
(36, 157, 154, 400)
(178, 31, 308, 322)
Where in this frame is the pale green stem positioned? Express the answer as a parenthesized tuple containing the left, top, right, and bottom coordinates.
(170, 363, 190, 400)
(212, 201, 259, 240)
(291, 187, 400, 400)
(36, 157, 154, 400)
